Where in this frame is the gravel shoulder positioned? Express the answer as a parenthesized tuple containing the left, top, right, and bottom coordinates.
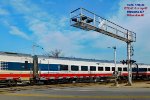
(0, 81, 150, 93)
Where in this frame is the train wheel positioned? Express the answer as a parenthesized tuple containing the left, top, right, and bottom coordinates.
(6, 80, 16, 87)
(12, 80, 17, 86)
(43, 81, 49, 85)
(6, 80, 11, 87)
(94, 78, 97, 83)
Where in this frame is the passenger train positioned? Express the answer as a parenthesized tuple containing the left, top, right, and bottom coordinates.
(0, 51, 150, 85)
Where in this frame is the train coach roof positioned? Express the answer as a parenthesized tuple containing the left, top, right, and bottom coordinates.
(37, 55, 150, 65)
(37, 55, 116, 63)
(0, 51, 113, 63)
(0, 51, 31, 57)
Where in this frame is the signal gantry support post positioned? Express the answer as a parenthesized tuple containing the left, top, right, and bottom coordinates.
(70, 8, 136, 86)
(127, 41, 132, 85)
(127, 31, 134, 85)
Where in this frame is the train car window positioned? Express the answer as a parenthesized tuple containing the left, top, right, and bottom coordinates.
(60, 65, 68, 71)
(98, 67, 103, 71)
(105, 67, 110, 71)
(118, 67, 122, 71)
(132, 68, 137, 72)
(144, 68, 147, 71)
(144, 68, 148, 71)
(90, 66, 96, 71)
(0, 61, 8, 70)
(112, 67, 115, 71)
(39, 64, 48, 71)
(139, 68, 147, 72)
(123, 67, 127, 71)
(39, 64, 59, 71)
(81, 66, 88, 71)
(148, 68, 150, 71)
(71, 65, 79, 71)
(24, 61, 28, 70)
(49, 64, 59, 71)
(8, 62, 32, 71)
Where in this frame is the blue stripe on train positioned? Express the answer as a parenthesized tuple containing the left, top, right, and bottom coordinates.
(38, 64, 59, 71)
(7, 62, 32, 71)
(1, 61, 60, 71)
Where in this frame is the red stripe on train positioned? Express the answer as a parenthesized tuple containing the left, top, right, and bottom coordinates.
(39, 73, 113, 79)
(0, 74, 30, 77)
(0, 73, 112, 80)
(1, 72, 150, 80)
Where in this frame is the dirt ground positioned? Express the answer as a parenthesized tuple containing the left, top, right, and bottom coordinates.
(0, 81, 150, 93)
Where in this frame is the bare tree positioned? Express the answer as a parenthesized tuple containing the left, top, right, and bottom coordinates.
(44, 49, 64, 58)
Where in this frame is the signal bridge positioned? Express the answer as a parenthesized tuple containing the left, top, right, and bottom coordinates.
(70, 8, 136, 43)
(70, 8, 136, 85)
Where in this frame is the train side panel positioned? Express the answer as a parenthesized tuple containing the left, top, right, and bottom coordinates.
(0, 53, 33, 85)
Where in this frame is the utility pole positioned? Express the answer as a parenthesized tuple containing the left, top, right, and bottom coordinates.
(108, 46, 118, 86)
(32, 44, 44, 56)
(113, 46, 118, 86)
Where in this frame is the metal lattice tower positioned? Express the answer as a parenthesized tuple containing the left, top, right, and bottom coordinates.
(70, 8, 136, 85)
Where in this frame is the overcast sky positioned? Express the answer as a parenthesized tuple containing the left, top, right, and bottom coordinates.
(0, 0, 149, 64)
